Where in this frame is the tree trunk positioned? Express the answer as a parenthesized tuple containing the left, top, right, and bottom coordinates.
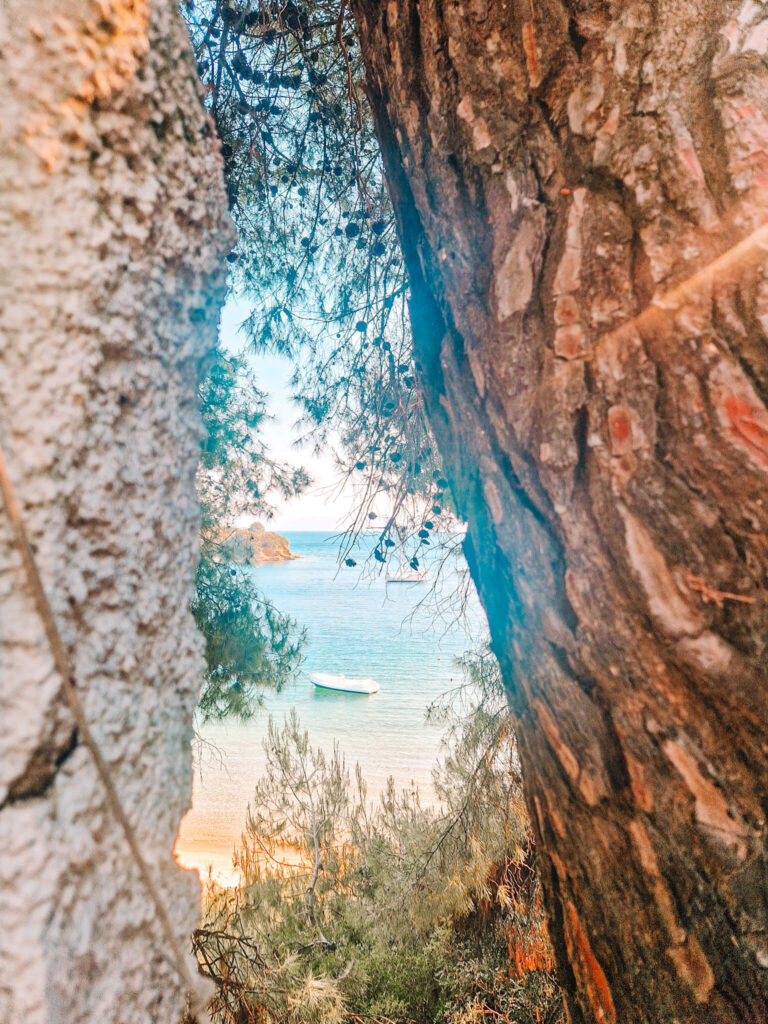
(0, 2, 231, 1021)
(353, 2, 768, 1021)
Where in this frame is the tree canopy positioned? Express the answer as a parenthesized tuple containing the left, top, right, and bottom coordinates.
(194, 347, 307, 720)
(186, 0, 475, 716)
(183, 0, 453, 565)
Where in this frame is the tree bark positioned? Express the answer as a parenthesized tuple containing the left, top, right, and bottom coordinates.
(0, 1, 232, 1021)
(353, 2, 768, 1021)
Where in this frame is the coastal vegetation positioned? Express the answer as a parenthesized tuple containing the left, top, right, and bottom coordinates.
(194, 348, 307, 722)
(187, 652, 562, 1024)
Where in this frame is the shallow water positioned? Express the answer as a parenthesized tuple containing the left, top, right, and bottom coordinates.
(175, 531, 486, 884)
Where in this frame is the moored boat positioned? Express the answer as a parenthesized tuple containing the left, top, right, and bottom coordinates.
(385, 568, 427, 584)
(309, 672, 379, 695)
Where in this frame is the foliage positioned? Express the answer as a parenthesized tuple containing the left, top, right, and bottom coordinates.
(198, 347, 308, 531)
(192, 557, 304, 720)
(182, 0, 453, 566)
(180, 13, 558, 1024)
(242, 711, 352, 935)
(189, 680, 563, 1024)
(194, 348, 308, 721)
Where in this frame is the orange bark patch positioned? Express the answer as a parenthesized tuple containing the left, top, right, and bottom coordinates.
(522, 22, 542, 88)
(625, 754, 653, 813)
(545, 792, 566, 839)
(734, 104, 761, 122)
(610, 451, 638, 489)
(564, 568, 590, 626)
(564, 903, 617, 1024)
(549, 850, 567, 883)
(628, 818, 660, 876)
(725, 101, 768, 189)
(608, 405, 633, 454)
(599, 105, 620, 137)
(663, 738, 750, 859)
(722, 393, 768, 468)
(710, 360, 768, 471)
(24, 121, 64, 174)
(534, 699, 580, 787)
(555, 324, 587, 359)
(534, 700, 605, 806)
(55, 0, 150, 103)
(619, 505, 704, 638)
(667, 936, 714, 1004)
(677, 141, 706, 187)
(628, 820, 686, 942)
(554, 295, 580, 325)
(684, 572, 755, 607)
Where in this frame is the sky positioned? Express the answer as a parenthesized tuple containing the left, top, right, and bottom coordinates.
(220, 297, 353, 532)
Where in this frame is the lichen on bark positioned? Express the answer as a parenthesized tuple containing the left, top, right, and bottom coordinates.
(0, 1, 232, 1021)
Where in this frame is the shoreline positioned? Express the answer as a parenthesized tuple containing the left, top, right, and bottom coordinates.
(174, 771, 438, 890)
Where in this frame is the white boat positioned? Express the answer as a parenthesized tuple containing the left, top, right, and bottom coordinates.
(309, 672, 379, 695)
(386, 568, 427, 584)
(385, 551, 427, 584)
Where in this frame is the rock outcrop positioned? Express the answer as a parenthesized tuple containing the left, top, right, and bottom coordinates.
(214, 521, 297, 565)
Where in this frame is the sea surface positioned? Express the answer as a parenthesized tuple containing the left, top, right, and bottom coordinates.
(175, 531, 487, 884)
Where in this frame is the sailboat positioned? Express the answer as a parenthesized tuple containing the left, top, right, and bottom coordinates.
(309, 672, 380, 694)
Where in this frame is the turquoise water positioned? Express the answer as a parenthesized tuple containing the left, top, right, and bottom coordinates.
(176, 531, 487, 882)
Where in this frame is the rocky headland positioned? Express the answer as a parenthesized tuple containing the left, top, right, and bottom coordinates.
(213, 520, 297, 565)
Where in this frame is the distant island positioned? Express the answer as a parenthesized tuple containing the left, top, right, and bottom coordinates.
(212, 520, 298, 565)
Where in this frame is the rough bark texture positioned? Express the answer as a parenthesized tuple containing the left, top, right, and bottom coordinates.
(353, 2, 768, 1021)
(0, 2, 232, 1021)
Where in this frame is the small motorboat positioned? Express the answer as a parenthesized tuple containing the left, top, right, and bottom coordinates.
(309, 672, 379, 695)
(385, 569, 427, 584)
(384, 537, 428, 584)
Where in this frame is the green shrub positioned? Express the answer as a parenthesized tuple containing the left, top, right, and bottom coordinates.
(190, 690, 563, 1024)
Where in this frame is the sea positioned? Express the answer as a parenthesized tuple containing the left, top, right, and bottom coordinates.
(174, 530, 487, 885)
